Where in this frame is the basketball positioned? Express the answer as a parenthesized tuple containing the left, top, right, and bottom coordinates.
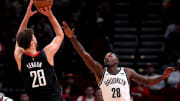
(33, 0, 53, 8)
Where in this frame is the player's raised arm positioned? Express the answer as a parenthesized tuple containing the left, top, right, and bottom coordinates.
(38, 6, 64, 66)
(17, 0, 37, 33)
(62, 21, 104, 83)
(126, 67, 175, 86)
(14, 0, 37, 71)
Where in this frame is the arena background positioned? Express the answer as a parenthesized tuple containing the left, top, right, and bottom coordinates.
(0, 0, 180, 101)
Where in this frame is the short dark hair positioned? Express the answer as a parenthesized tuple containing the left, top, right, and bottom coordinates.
(16, 28, 34, 49)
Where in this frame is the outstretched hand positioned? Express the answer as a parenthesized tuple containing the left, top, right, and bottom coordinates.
(163, 67, 175, 78)
(26, 0, 37, 17)
(38, 6, 53, 17)
(62, 21, 75, 38)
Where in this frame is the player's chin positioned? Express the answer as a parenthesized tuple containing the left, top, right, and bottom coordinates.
(104, 62, 109, 67)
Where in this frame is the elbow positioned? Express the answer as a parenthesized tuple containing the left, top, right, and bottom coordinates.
(57, 34, 64, 40)
(60, 33, 64, 39)
(81, 51, 89, 57)
(56, 30, 64, 38)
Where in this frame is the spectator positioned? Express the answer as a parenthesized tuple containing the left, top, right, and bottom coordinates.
(95, 89, 103, 101)
(163, 24, 180, 64)
(76, 86, 95, 101)
(131, 83, 150, 101)
(63, 73, 80, 101)
(0, 41, 6, 58)
(0, 81, 5, 97)
(167, 58, 180, 88)
(31, 19, 54, 49)
(145, 63, 165, 90)
(0, 81, 13, 101)
(163, 0, 180, 25)
(20, 93, 29, 101)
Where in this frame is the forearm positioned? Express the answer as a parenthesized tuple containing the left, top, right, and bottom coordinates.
(70, 36, 86, 56)
(130, 68, 166, 86)
(69, 36, 102, 76)
(16, 13, 30, 49)
(145, 75, 165, 86)
(48, 14, 64, 37)
(17, 15, 30, 33)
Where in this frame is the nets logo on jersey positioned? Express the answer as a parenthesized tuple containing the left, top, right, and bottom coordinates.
(104, 78, 126, 87)
(26, 61, 42, 69)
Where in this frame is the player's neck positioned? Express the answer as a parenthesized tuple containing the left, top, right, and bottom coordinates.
(25, 47, 38, 56)
(107, 64, 119, 74)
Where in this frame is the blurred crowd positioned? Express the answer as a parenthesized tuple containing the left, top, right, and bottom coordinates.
(0, 0, 180, 101)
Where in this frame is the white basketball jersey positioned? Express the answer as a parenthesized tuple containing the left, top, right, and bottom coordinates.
(99, 67, 130, 101)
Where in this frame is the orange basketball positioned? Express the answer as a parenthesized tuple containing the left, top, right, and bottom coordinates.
(33, 0, 53, 8)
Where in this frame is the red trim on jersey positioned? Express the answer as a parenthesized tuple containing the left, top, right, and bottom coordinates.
(25, 51, 40, 57)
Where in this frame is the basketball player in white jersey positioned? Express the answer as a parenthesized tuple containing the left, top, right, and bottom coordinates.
(62, 21, 175, 101)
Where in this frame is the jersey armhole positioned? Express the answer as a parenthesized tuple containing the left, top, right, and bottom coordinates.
(19, 53, 25, 72)
(20, 53, 24, 63)
(124, 68, 130, 86)
(42, 49, 54, 67)
(98, 68, 106, 87)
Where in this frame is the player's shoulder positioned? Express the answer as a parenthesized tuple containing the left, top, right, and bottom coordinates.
(122, 67, 135, 78)
(123, 67, 134, 72)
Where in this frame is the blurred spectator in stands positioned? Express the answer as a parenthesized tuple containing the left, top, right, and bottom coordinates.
(20, 93, 29, 101)
(0, 81, 5, 96)
(0, 81, 13, 101)
(96, 0, 112, 37)
(11, 0, 22, 17)
(0, 41, 6, 58)
(96, 17, 105, 37)
(31, 19, 54, 49)
(90, 17, 112, 64)
(76, 86, 95, 101)
(163, 0, 171, 12)
(178, 82, 180, 89)
(145, 63, 165, 90)
(95, 89, 103, 101)
(63, 73, 80, 101)
(167, 58, 180, 88)
(163, 24, 180, 64)
(131, 82, 150, 101)
(163, 0, 180, 25)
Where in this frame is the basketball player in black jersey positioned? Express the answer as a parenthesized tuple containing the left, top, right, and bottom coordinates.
(62, 21, 175, 101)
(14, 0, 64, 101)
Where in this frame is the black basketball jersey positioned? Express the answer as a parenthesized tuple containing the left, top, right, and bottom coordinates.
(20, 49, 62, 101)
